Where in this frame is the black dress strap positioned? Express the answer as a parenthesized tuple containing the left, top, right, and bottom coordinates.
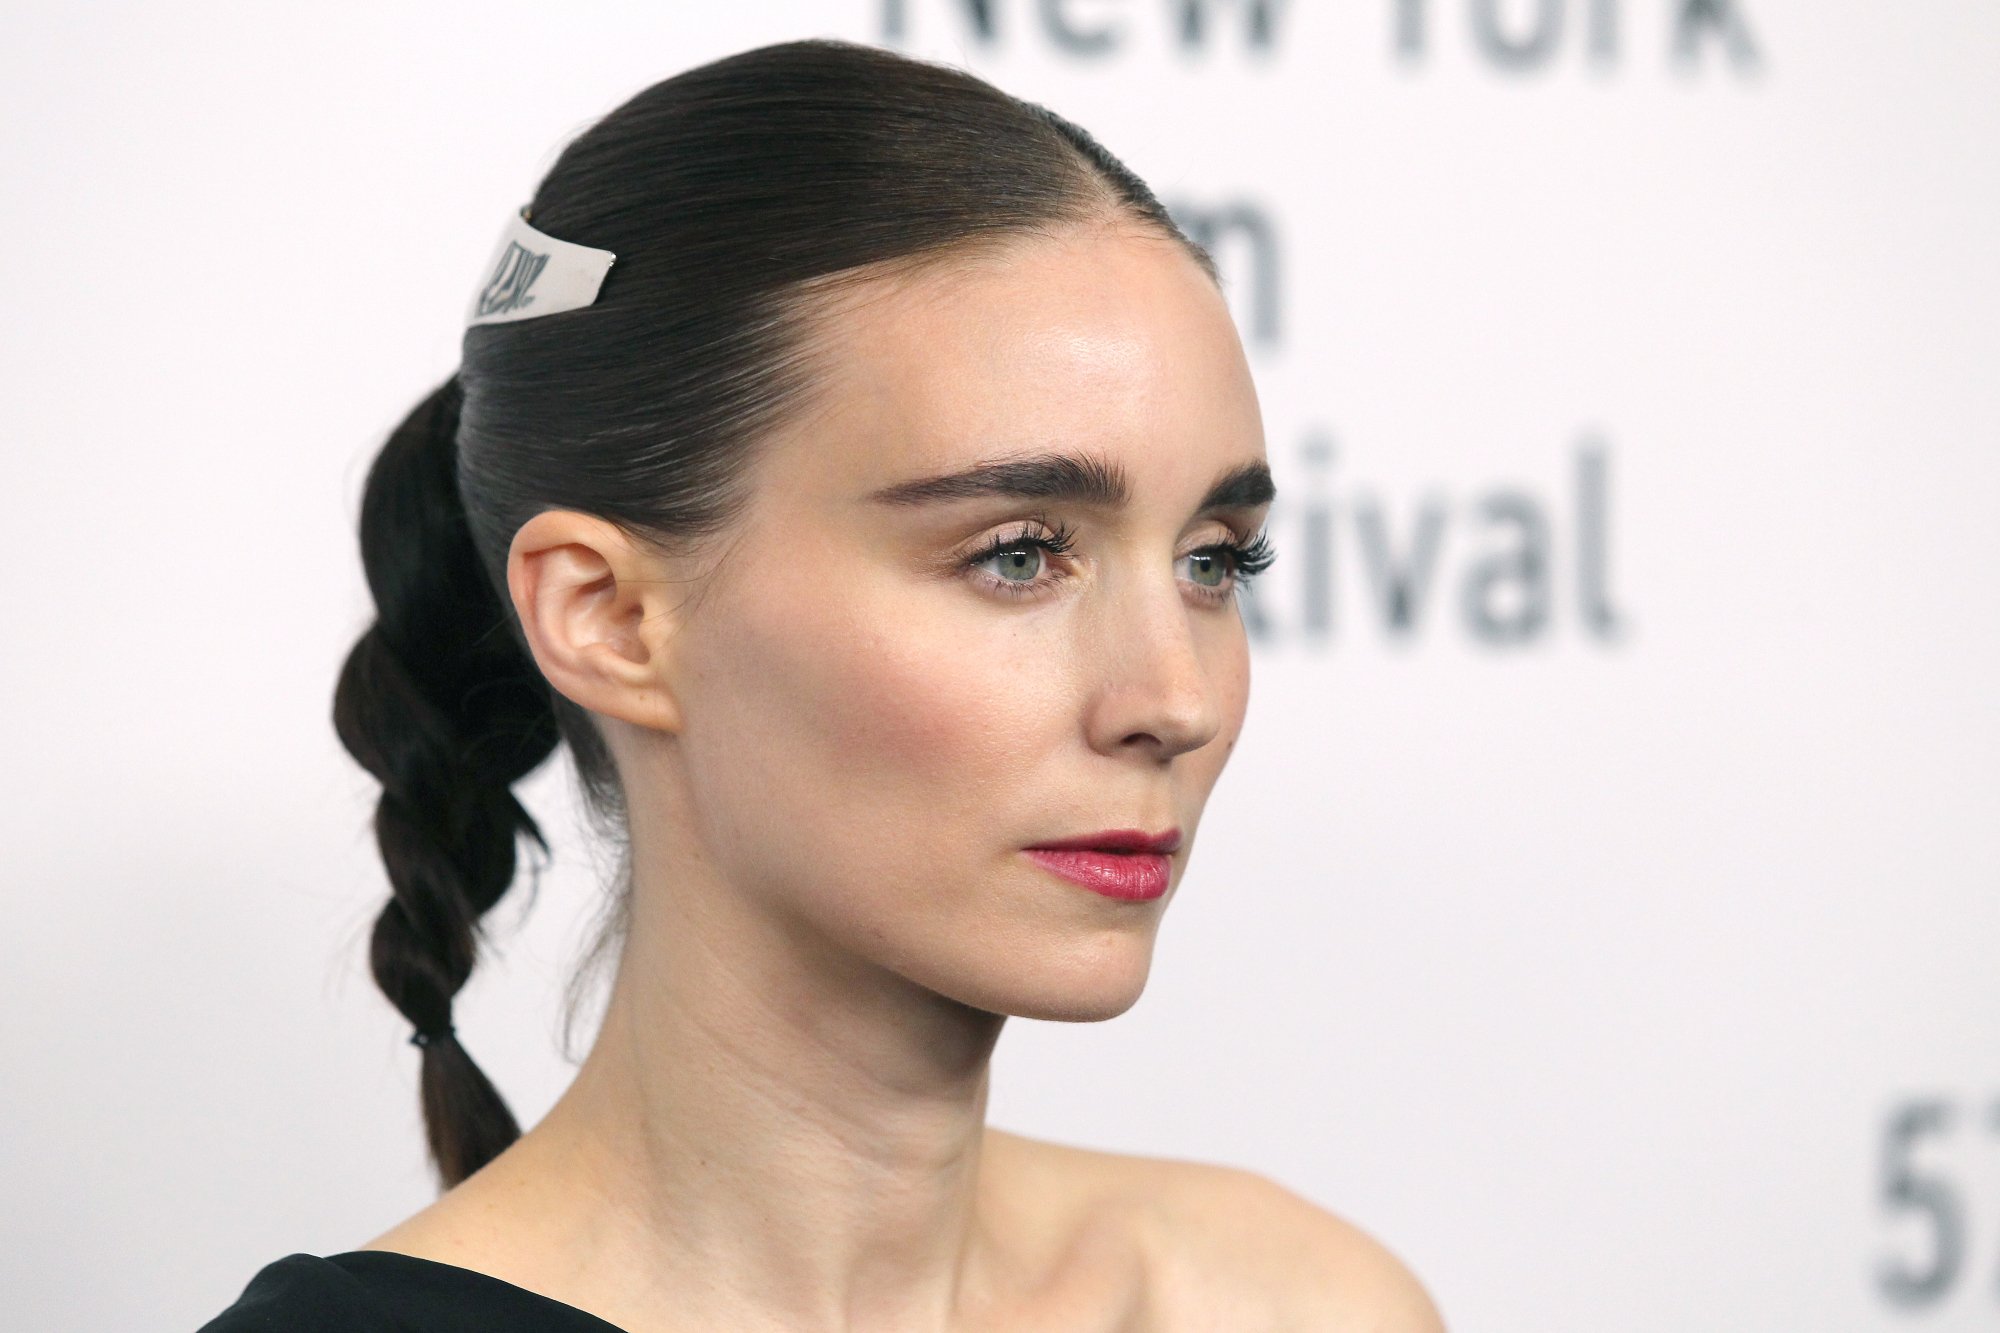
(195, 1250, 633, 1332)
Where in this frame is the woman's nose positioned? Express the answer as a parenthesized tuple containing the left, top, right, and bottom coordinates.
(1079, 573, 1225, 763)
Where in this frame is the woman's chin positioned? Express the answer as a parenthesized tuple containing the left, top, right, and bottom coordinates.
(963, 945, 1157, 1024)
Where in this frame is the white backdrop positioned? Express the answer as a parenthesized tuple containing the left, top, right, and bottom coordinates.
(4, 3, 1996, 1330)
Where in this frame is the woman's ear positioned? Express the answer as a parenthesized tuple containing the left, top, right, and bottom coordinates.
(505, 509, 690, 735)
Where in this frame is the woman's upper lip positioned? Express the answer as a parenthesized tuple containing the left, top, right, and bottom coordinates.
(1026, 827, 1182, 854)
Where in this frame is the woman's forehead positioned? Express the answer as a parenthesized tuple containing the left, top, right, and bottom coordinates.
(783, 225, 1264, 504)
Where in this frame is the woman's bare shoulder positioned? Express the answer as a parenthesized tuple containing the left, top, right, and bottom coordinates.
(1156, 1164, 1445, 1331)
(989, 1128, 1445, 1331)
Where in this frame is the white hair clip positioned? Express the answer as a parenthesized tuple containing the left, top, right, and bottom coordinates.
(465, 207, 618, 327)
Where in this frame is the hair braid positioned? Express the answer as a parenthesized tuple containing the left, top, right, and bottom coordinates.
(332, 374, 561, 1187)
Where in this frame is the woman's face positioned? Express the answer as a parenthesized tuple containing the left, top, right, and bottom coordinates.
(656, 221, 1271, 1021)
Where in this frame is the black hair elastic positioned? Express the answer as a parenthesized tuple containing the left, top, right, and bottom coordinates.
(409, 1025, 456, 1049)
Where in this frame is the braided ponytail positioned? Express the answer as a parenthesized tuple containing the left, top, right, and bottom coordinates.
(333, 375, 561, 1188)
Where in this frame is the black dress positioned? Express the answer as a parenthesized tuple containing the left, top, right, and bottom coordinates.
(195, 1250, 631, 1331)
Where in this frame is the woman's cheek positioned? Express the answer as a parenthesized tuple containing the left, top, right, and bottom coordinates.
(811, 615, 1028, 789)
(711, 552, 1075, 838)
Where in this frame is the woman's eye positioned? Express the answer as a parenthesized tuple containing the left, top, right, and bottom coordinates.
(961, 521, 1076, 597)
(968, 539, 1060, 595)
(983, 544, 1045, 584)
(1184, 550, 1229, 590)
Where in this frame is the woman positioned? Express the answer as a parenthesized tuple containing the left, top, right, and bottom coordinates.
(200, 38, 1443, 1332)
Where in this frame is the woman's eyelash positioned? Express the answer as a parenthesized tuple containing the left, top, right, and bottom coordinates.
(1223, 530, 1276, 580)
(964, 520, 1079, 564)
(960, 521, 1277, 600)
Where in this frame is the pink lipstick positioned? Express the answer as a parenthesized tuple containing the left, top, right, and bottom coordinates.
(1024, 827, 1181, 901)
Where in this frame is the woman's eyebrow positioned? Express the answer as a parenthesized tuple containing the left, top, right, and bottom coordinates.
(865, 451, 1275, 512)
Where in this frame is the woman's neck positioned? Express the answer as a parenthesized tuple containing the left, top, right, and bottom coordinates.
(421, 879, 1023, 1331)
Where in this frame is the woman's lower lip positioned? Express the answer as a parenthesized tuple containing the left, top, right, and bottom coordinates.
(1024, 849, 1170, 901)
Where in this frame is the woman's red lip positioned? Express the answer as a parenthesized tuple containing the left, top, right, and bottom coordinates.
(1024, 848, 1170, 900)
(1025, 827, 1182, 855)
